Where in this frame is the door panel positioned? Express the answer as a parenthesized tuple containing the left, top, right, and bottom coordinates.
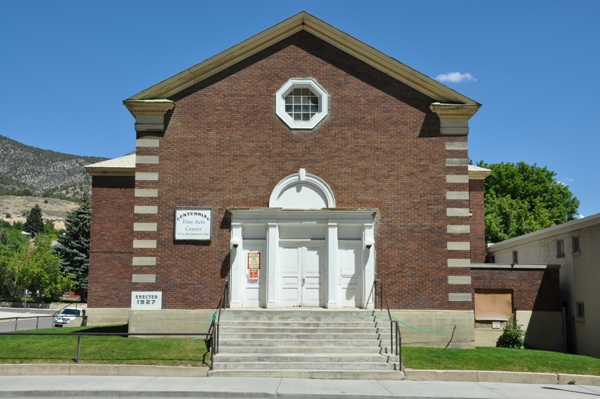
(302, 244, 323, 307)
(279, 242, 323, 307)
(242, 242, 265, 308)
(339, 241, 361, 308)
(280, 245, 301, 306)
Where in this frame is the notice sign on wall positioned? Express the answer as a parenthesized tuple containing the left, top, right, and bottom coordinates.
(174, 207, 212, 241)
(131, 291, 162, 310)
(247, 252, 261, 269)
(248, 252, 260, 280)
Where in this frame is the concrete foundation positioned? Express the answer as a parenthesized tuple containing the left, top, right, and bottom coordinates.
(474, 311, 565, 352)
(85, 308, 130, 326)
(389, 310, 474, 349)
(128, 309, 216, 335)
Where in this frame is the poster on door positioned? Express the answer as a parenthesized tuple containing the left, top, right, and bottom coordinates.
(247, 252, 260, 280)
(247, 252, 260, 269)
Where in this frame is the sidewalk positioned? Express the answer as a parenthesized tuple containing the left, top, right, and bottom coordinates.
(1, 375, 600, 398)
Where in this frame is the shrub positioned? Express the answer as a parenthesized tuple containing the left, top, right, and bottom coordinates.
(496, 317, 525, 349)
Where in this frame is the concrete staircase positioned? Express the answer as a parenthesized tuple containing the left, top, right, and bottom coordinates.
(209, 309, 403, 379)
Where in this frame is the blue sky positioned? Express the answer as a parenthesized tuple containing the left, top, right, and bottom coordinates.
(1, 1, 599, 216)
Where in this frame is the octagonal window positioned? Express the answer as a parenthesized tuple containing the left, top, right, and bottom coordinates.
(276, 78, 328, 129)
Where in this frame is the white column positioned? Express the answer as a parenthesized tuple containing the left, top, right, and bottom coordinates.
(363, 223, 375, 309)
(229, 223, 243, 308)
(326, 222, 338, 309)
(266, 223, 279, 309)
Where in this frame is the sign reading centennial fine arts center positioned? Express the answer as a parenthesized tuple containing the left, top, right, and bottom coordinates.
(174, 207, 212, 241)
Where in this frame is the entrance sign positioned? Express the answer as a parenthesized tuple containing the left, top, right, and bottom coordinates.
(131, 291, 162, 309)
(174, 207, 212, 241)
(247, 252, 261, 269)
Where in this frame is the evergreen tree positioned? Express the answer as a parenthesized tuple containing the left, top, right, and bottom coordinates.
(54, 194, 91, 295)
(24, 204, 44, 237)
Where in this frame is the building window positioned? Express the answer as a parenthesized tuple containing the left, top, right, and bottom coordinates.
(576, 302, 585, 321)
(276, 78, 328, 130)
(512, 251, 518, 264)
(557, 239, 565, 258)
(572, 236, 581, 253)
(285, 88, 319, 121)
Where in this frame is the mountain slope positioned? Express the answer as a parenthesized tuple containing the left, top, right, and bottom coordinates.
(0, 134, 109, 200)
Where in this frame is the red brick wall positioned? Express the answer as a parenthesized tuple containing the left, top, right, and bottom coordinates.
(470, 180, 486, 263)
(97, 31, 478, 310)
(170, 31, 456, 310)
(472, 268, 561, 312)
(88, 176, 134, 308)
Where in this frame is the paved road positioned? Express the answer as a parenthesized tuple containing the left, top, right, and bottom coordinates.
(0, 376, 599, 398)
(0, 308, 56, 332)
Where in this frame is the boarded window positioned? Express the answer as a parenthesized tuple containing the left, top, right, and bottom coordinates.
(474, 289, 513, 321)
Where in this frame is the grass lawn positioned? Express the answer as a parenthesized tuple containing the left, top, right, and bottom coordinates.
(403, 347, 600, 376)
(0, 325, 209, 366)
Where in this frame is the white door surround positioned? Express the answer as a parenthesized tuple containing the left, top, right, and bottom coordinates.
(229, 170, 375, 309)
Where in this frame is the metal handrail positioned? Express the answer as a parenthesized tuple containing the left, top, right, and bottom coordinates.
(0, 315, 53, 331)
(369, 279, 403, 371)
(207, 278, 229, 369)
(0, 331, 211, 364)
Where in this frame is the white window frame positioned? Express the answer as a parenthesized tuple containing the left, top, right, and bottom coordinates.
(557, 239, 565, 258)
(576, 302, 585, 322)
(276, 78, 328, 130)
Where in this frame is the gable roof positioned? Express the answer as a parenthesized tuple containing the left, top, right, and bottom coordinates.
(125, 12, 480, 110)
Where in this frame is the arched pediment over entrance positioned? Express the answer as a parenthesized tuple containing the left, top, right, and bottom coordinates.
(269, 169, 336, 209)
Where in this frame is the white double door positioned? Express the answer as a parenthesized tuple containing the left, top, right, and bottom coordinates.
(280, 242, 323, 307)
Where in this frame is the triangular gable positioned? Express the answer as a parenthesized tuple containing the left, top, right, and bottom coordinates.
(124, 12, 480, 109)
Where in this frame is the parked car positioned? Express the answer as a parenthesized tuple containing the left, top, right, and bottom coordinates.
(54, 308, 84, 327)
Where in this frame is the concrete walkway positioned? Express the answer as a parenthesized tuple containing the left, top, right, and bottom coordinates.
(1, 375, 600, 398)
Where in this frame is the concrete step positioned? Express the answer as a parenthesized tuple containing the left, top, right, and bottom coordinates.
(217, 346, 380, 354)
(219, 338, 384, 347)
(219, 321, 378, 328)
(208, 369, 405, 380)
(212, 361, 398, 371)
(212, 310, 400, 379)
(217, 326, 379, 334)
(214, 353, 400, 363)
(218, 332, 389, 340)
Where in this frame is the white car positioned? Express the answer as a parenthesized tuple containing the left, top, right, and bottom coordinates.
(54, 308, 84, 327)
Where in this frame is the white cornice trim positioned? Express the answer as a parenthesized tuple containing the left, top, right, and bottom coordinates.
(471, 263, 561, 270)
(85, 154, 136, 177)
(468, 165, 492, 180)
(125, 12, 480, 109)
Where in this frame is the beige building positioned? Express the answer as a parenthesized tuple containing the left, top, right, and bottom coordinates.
(487, 213, 600, 357)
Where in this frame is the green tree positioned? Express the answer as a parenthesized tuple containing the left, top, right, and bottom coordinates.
(0, 230, 28, 300)
(24, 204, 44, 237)
(478, 161, 580, 243)
(21, 235, 75, 302)
(0, 232, 74, 302)
(55, 194, 90, 295)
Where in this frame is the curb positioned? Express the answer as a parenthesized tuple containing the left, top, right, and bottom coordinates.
(0, 364, 208, 377)
(1, 365, 599, 386)
(404, 369, 600, 386)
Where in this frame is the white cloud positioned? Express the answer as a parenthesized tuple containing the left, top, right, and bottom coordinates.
(564, 177, 574, 182)
(579, 214, 585, 219)
(436, 72, 476, 83)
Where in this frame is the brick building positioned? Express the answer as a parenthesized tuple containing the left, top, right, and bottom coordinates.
(85, 12, 562, 349)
